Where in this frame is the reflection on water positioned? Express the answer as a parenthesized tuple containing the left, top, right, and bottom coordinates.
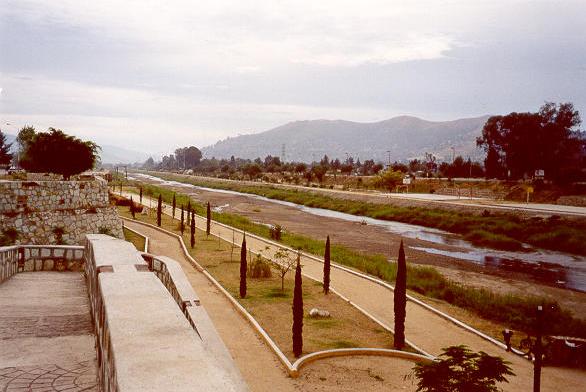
(129, 173, 586, 292)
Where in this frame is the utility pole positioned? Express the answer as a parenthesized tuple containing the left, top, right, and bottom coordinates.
(386, 150, 391, 167)
(533, 305, 543, 392)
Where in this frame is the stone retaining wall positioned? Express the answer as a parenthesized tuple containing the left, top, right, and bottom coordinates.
(0, 177, 122, 245)
(557, 195, 586, 207)
(435, 186, 507, 200)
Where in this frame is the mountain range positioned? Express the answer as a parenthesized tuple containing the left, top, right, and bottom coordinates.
(202, 115, 491, 163)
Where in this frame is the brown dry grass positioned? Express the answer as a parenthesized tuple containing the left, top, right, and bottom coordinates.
(117, 206, 394, 361)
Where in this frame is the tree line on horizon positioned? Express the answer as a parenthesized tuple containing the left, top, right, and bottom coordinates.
(138, 102, 585, 184)
(1, 102, 584, 183)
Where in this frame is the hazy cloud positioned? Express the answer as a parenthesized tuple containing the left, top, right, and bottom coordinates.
(1, 0, 585, 154)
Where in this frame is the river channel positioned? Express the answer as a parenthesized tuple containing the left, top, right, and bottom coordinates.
(129, 173, 586, 292)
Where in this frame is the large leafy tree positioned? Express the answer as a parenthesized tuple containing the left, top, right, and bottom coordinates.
(175, 146, 202, 169)
(19, 128, 99, 179)
(0, 130, 13, 166)
(411, 345, 514, 392)
(477, 102, 584, 182)
(16, 125, 35, 152)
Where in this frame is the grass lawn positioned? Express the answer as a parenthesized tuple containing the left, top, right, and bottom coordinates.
(113, 184, 586, 341)
(123, 226, 146, 251)
(117, 206, 395, 360)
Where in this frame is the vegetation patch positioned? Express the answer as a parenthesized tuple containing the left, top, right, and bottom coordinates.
(121, 184, 586, 341)
(146, 171, 586, 256)
(123, 227, 146, 251)
(118, 205, 395, 360)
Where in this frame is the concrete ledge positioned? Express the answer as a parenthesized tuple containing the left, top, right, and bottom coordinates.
(291, 348, 433, 377)
(83, 234, 247, 391)
(123, 218, 432, 378)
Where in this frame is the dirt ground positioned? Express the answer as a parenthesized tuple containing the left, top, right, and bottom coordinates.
(125, 214, 586, 392)
(125, 220, 420, 392)
(129, 177, 586, 319)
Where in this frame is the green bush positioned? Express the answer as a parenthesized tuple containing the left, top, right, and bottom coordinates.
(248, 254, 272, 278)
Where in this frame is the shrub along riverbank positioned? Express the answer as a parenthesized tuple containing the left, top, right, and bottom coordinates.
(124, 181, 586, 340)
(143, 171, 586, 256)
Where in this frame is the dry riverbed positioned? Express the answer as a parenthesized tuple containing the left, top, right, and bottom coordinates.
(124, 175, 586, 320)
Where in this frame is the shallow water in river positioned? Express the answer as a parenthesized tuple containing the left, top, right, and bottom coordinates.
(129, 173, 586, 291)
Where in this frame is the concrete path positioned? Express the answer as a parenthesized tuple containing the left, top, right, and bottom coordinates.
(0, 272, 98, 391)
(124, 221, 300, 392)
(126, 192, 586, 391)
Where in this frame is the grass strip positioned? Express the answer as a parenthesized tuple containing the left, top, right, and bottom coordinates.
(123, 182, 586, 339)
(117, 206, 395, 360)
(145, 171, 586, 256)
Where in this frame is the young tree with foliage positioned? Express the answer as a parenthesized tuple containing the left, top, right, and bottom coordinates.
(292, 252, 303, 358)
(375, 168, 404, 192)
(410, 345, 514, 392)
(206, 201, 211, 236)
(0, 130, 13, 167)
(323, 235, 331, 294)
(273, 248, 297, 292)
(180, 205, 185, 234)
(240, 235, 247, 298)
(18, 128, 100, 179)
(172, 193, 176, 219)
(130, 196, 135, 219)
(394, 240, 407, 349)
(157, 194, 162, 227)
(16, 126, 35, 152)
(190, 211, 196, 248)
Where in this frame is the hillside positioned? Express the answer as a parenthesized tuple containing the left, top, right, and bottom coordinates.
(202, 115, 491, 163)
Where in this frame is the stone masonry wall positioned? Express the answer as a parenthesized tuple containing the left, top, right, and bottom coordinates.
(0, 178, 123, 245)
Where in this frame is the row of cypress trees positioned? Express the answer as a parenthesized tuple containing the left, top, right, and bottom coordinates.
(137, 190, 408, 355)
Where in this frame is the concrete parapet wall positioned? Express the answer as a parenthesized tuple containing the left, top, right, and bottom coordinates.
(0, 178, 122, 245)
(83, 234, 247, 392)
(0, 244, 84, 283)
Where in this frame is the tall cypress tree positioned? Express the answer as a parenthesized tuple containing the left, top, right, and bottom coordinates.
(180, 205, 185, 234)
(187, 200, 191, 216)
(172, 193, 176, 219)
(156, 194, 162, 227)
(206, 201, 211, 236)
(394, 240, 407, 349)
(130, 196, 135, 219)
(239, 234, 247, 298)
(139, 187, 143, 204)
(292, 252, 303, 357)
(190, 210, 196, 248)
(323, 235, 331, 294)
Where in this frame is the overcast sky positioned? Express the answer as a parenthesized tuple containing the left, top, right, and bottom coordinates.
(1, 0, 585, 154)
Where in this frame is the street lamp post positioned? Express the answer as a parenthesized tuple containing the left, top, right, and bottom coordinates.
(534, 305, 543, 392)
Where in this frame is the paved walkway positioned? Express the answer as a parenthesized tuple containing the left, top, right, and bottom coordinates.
(124, 221, 300, 391)
(126, 191, 586, 391)
(0, 272, 98, 391)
